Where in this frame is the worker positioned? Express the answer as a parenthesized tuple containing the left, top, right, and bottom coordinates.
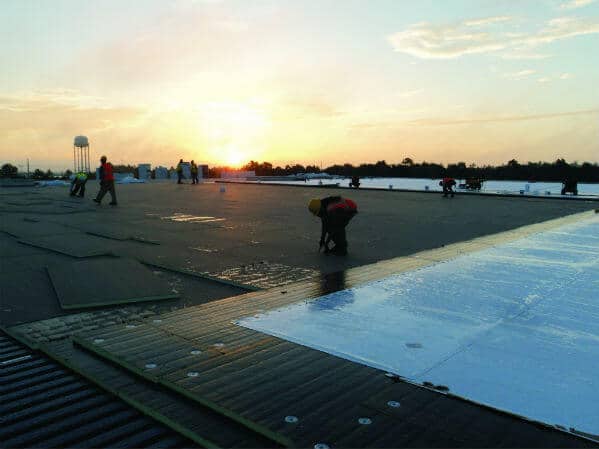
(190, 160, 199, 184)
(70, 171, 88, 197)
(441, 177, 456, 198)
(308, 196, 358, 256)
(176, 159, 184, 184)
(93, 155, 117, 205)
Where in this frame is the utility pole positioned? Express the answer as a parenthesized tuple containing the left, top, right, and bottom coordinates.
(26, 158, 30, 177)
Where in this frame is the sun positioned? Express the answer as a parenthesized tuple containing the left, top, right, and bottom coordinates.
(196, 100, 268, 167)
(225, 148, 245, 167)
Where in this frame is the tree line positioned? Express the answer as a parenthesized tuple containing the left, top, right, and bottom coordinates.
(238, 158, 598, 182)
(3, 158, 598, 182)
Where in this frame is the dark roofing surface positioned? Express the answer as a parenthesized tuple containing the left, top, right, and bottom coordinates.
(2, 183, 598, 448)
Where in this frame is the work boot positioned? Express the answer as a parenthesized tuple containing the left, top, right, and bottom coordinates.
(93, 198, 100, 204)
(109, 202, 118, 206)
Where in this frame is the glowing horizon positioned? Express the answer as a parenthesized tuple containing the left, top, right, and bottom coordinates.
(1, 0, 598, 172)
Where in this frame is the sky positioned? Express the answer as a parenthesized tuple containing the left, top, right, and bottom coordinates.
(1, 0, 598, 172)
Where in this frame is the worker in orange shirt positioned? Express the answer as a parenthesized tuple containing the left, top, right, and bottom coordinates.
(93, 155, 117, 205)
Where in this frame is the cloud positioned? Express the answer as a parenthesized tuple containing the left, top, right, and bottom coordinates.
(0, 89, 108, 112)
(388, 16, 599, 59)
(517, 17, 599, 46)
(501, 52, 552, 60)
(559, 0, 597, 10)
(559, 72, 573, 79)
(407, 109, 599, 126)
(464, 16, 513, 27)
(503, 69, 536, 80)
(388, 21, 507, 59)
(397, 89, 424, 98)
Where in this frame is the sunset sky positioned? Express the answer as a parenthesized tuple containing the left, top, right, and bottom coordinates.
(1, 0, 598, 171)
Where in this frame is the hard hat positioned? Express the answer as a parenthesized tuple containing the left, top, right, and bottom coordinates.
(308, 198, 321, 215)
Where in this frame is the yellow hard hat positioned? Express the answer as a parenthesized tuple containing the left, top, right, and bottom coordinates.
(308, 198, 321, 215)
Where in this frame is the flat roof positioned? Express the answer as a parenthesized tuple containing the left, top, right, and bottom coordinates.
(2, 182, 598, 447)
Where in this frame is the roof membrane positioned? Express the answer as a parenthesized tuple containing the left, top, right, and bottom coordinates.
(238, 215, 599, 435)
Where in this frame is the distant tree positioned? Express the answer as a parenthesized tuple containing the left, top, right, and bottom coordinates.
(45, 169, 54, 179)
(0, 163, 18, 178)
(401, 157, 414, 166)
(112, 164, 136, 173)
(63, 169, 73, 179)
(32, 169, 44, 179)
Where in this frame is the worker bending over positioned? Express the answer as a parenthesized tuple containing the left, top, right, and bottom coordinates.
(309, 196, 358, 256)
(70, 171, 88, 197)
(93, 156, 117, 205)
(441, 177, 456, 198)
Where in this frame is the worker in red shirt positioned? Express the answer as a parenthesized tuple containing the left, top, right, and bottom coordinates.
(308, 196, 358, 255)
(441, 177, 456, 198)
(93, 155, 118, 205)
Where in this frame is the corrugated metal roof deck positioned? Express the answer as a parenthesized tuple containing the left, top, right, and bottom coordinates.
(0, 332, 196, 449)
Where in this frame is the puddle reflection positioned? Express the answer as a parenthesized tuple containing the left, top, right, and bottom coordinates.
(161, 213, 225, 223)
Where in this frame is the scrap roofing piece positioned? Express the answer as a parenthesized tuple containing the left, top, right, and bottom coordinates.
(0, 331, 196, 448)
(239, 215, 599, 438)
(47, 258, 179, 309)
(79, 222, 159, 245)
(0, 219, 73, 239)
(18, 233, 116, 258)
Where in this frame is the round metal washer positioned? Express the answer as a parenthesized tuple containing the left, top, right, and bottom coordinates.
(125, 324, 136, 329)
(213, 343, 225, 348)
(284, 415, 299, 423)
(387, 400, 401, 408)
(152, 319, 162, 324)
(145, 363, 157, 369)
(358, 417, 372, 425)
(314, 444, 330, 449)
(187, 371, 199, 377)
(93, 338, 105, 344)
(190, 350, 202, 355)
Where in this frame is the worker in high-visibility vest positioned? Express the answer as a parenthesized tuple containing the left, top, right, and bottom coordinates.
(93, 155, 117, 205)
(190, 160, 199, 184)
(308, 196, 358, 256)
(70, 171, 88, 197)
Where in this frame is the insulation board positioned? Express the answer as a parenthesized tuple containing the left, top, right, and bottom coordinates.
(47, 258, 179, 309)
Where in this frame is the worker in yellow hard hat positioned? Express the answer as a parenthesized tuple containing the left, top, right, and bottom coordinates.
(70, 171, 88, 198)
(308, 196, 357, 255)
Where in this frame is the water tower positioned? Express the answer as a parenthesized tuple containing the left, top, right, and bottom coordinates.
(73, 135, 90, 173)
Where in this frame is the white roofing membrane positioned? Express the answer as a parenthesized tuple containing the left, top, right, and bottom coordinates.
(237, 215, 599, 435)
